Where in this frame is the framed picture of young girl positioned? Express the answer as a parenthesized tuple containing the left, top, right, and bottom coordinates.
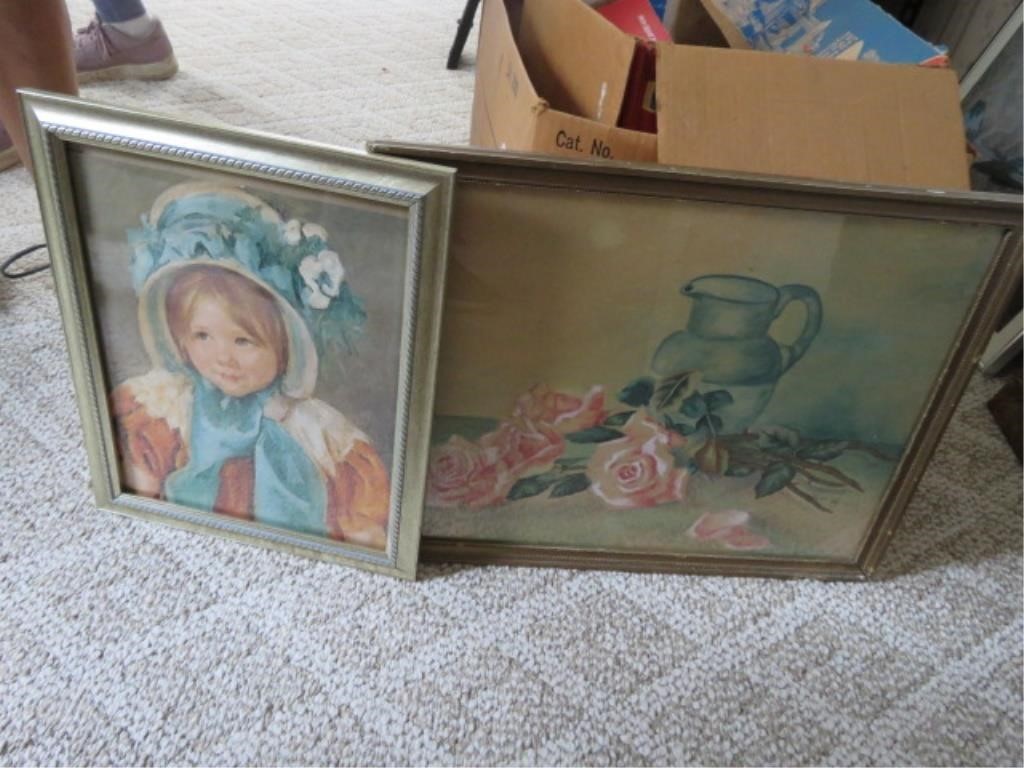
(22, 91, 454, 579)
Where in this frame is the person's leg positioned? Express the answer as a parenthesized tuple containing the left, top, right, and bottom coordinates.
(92, 0, 156, 37)
(76, 0, 177, 83)
(92, 0, 148, 23)
(0, 0, 78, 171)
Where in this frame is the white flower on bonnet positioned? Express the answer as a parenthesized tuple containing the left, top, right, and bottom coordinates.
(283, 219, 304, 246)
(299, 250, 346, 310)
(302, 222, 328, 241)
(284, 219, 329, 247)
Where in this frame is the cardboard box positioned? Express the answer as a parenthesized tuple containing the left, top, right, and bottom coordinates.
(469, 0, 970, 188)
(470, 0, 658, 162)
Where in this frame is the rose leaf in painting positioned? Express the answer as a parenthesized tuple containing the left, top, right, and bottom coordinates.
(507, 472, 561, 501)
(617, 377, 655, 407)
(550, 473, 592, 498)
(755, 462, 797, 498)
(603, 410, 636, 427)
(654, 371, 697, 411)
(566, 426, 626, 444)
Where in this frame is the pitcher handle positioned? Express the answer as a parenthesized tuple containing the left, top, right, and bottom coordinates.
(774, 284, 822, 373)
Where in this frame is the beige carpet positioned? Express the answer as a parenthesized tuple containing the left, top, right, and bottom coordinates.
(1, 0, 1022, 764)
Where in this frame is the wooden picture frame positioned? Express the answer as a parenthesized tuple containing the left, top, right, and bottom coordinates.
(370, 141, 1022, 579)
(22, 92, 454, 579)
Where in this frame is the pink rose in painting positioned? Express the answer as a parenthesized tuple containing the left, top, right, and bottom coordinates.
(513, 384, 607, 435)
(586, 412, 688, 509)
(426, 435, 513, 509)
(481, 419, 566, 479)
(687, 509, 771, 551)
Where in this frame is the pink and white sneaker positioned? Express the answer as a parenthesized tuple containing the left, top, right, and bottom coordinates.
(0, 123, 19, 172)
(74, 16, 178, 84)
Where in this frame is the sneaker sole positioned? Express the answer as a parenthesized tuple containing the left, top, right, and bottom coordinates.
(78, 56, 179, 84)
(0, 145, 19, 172)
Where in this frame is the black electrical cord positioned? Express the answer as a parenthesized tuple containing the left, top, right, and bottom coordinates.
(1, 243, 49, 279)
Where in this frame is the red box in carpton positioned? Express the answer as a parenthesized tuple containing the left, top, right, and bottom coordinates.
(596, 0, 671, 41)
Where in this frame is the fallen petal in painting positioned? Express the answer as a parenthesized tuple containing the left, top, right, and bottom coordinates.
(687, 509, 772, 551)
(720, 526, 772, 551)
(687, 509, 750, 541)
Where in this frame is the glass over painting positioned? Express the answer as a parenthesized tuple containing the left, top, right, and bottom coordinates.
(68, 145, 410, 554)
(422, 179, 1008, 562)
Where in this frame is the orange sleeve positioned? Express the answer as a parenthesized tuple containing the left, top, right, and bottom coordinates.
(325, 440, 391, 550)
(110, 385, 187, 498)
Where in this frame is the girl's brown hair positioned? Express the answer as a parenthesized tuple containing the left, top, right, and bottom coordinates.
(165, 265, 289, 376)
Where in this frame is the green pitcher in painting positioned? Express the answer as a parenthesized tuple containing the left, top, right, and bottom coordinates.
(651, 275, 822, 434)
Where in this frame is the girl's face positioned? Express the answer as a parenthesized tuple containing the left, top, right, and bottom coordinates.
(183, 295, 280, 397)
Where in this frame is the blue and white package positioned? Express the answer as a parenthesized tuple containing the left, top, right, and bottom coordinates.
(709, 0, 948, 65)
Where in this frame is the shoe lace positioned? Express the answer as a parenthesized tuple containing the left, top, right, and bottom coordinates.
(74, 17, 110, 54)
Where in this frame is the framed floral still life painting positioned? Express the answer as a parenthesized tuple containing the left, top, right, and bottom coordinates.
(370, 142, 1022, 580)
(23, 92, 453, 579)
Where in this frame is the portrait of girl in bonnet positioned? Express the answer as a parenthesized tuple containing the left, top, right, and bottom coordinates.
(109, 183, 391, 550)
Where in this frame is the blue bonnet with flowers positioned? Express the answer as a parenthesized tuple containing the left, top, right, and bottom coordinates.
(128, 183, 367, 398)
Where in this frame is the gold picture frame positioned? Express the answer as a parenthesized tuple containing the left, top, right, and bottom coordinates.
(22, 92, 454, 580)
(370, 141, 1022, 580)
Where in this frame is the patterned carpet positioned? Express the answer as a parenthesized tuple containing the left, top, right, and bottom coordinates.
(0, 0, 1021, 764)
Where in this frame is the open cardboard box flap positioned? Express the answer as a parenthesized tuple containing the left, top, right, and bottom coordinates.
(656, 44, 970, 188)
(518, 0, 636, 125)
